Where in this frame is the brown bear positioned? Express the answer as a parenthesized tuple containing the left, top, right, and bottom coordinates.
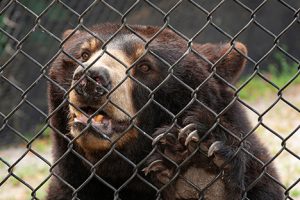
(47, 23, 284, 200)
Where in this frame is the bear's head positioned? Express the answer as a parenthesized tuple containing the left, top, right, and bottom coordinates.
(49, 24, 247, 158)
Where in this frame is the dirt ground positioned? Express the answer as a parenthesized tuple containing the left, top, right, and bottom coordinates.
(243, 84, 300, 199)
(0, 85, 299, 200)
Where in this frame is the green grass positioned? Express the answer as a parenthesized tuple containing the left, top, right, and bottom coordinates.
(0, 148, 51, 200)
(13, 164, 50, 199)
(24, 125, 51, 147)
(32, 138, 51, 153)
(237, 52, 300, 101)
(291, 189, 300, 198)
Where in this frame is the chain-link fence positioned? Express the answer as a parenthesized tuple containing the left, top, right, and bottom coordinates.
(0, 0, 300, 200)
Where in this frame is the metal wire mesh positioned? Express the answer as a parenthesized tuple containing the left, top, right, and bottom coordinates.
(0, 0, 300, 200)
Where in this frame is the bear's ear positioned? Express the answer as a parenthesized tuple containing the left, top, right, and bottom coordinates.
(62, 29, 80, 39)
(198, 42, 248, 84)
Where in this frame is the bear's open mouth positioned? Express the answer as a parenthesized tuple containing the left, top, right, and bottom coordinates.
(71, 106, 131, 140)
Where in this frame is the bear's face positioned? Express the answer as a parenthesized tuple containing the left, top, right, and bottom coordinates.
(67, 33, 181, 152)
(50, 24, 247, 154)
(66, 36, 134, 151)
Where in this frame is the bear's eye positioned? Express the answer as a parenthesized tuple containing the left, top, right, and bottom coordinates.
(81, 51, 91, 62)
(138, 64, 151, 73)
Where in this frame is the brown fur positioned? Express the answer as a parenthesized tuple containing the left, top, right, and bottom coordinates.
(46, 23, 284, 200)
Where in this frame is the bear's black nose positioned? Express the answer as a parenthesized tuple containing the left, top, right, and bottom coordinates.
(73, 68, 111, 99)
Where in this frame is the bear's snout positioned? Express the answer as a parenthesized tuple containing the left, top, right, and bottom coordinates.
(73, 67, 112, 100)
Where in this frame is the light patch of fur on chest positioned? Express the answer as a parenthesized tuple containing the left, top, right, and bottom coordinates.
(175, 166, 226, 200)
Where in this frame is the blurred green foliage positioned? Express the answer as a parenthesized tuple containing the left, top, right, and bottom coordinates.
(0, 15, 5, 55)
(20, 0, 68, 20)
(20, 0, 49, 15)
(238, 52, 300, 101)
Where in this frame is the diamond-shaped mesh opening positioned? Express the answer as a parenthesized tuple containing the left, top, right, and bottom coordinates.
(238, 73, 279, 106)
(237, 22, 275, 62)
(212, 1, 252, 36)
(0, 152, 51, 199)
(18, 0, 50, 16)
(0, 176, 33, 200)
(168, 1, 209, 38)
(38, 2, 81, 37)
(26, 76, 48, 112)
(263, 100, 300, 134)
(279, 23, 300, 61)
(1, 1, 300, 200)
(255, 0, 296, 35)
(1, 2, 37, 40)
(80, 3, 122, 26)
(4, 102, 46, 138)
(1, 53, 42, 89)
(282, 75, 300, 106)
(21, 26, 61, 65)
(126, 1, 165, 26)
(0, 31, 15, 59)
(0, 78, 23, 114)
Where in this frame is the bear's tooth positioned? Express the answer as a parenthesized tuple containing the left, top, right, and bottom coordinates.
(93, 114, 104, 123)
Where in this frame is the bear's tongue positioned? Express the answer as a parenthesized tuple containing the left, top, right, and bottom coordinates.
(74, 114, 113, 137)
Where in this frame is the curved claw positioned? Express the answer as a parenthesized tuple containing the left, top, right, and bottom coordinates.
(142, 159, 164, 175)
(208, 141, 224, 157)
(152, 134, 165, 146)
(178, 123, 197, 140)
(152, 133, 177, 146)
(208, 141, 227, 167)
(184, 130, 199, 146)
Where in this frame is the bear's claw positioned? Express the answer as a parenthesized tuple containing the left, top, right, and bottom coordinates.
(184, 130, 199, 146)
(152, 133, 166, 145)
(178, 123, 199, 152)
(178, 123, 197, 140)
(208, 141, 226, 167)
(143, 159, 173, 184)
(152, 132, 177, 146)
(143, 159, 164, 175)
